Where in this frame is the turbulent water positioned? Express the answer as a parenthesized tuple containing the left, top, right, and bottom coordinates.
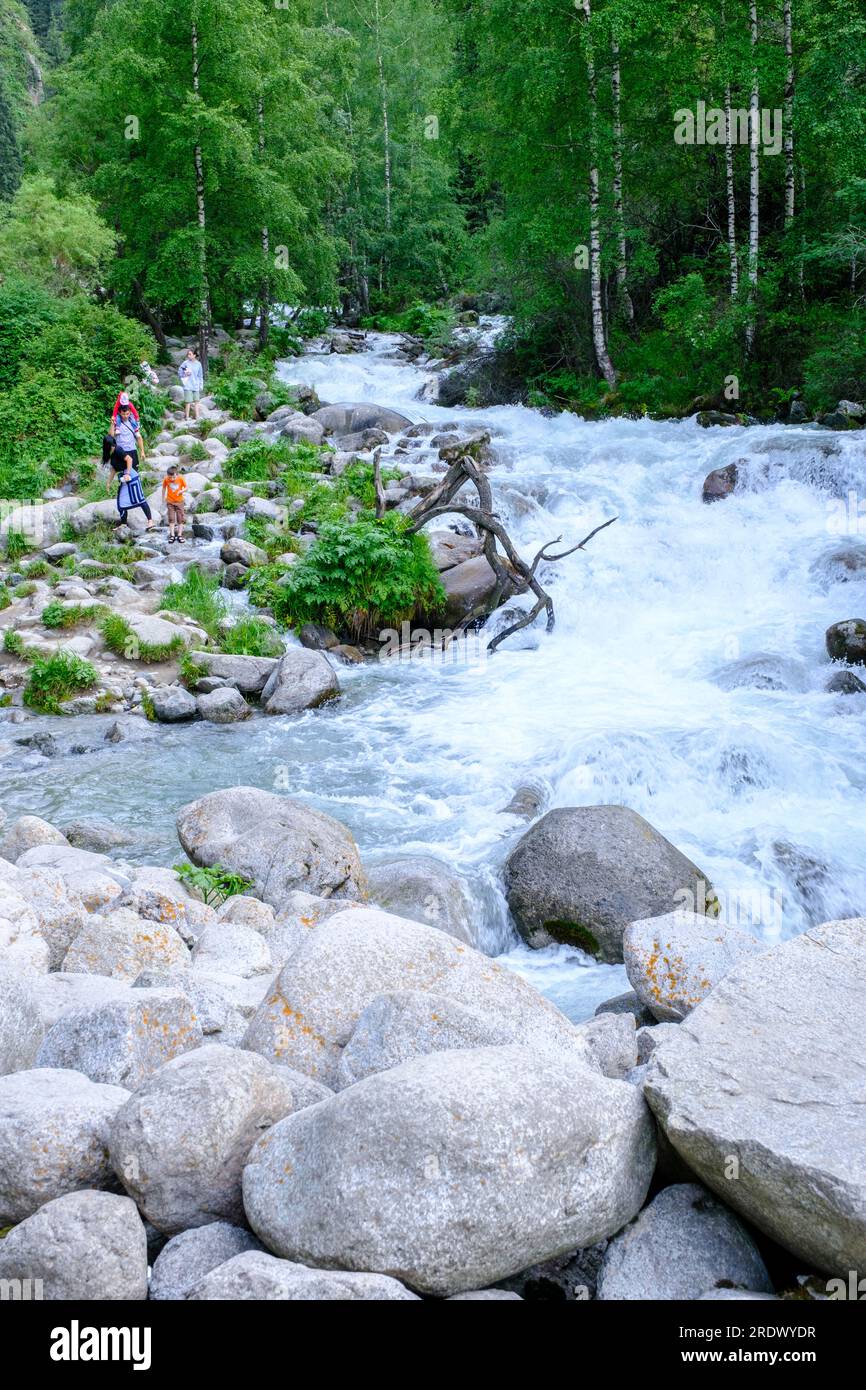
(3, 330, 866, 1020)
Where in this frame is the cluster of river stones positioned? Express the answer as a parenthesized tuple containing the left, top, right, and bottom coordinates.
(0, 338, 502, 726)
(0, 785, 862, 1301)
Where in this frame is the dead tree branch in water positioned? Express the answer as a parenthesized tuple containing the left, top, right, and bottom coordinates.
(407, 444, 617, 653)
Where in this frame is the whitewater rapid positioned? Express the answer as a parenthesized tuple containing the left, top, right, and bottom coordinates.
(3, 330, 865, 1019)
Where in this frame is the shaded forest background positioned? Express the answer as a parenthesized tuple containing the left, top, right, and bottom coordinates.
(1, 0, 864, 437)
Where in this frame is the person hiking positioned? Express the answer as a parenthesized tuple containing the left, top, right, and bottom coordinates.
(110, 401, 146, 471)
(162, 465, 188, 544)
(111, 450, 154, 530)
(102, 391, 140, 466)
(178, 348, 203, 421)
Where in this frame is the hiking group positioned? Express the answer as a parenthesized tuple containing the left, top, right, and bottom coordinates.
(101, 349, 199, 543)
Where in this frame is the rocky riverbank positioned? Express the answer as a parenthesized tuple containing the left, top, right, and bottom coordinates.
(0, 786, 863, 1300)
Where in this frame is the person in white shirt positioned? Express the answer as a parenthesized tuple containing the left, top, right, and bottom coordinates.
(178, 349, 204, 421)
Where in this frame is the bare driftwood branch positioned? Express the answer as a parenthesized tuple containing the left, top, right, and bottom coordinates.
(408, 447, 616, 652)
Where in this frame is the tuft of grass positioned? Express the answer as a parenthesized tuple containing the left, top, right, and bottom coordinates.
(4, 530, 32, 563)
(218, 616, 284, 657)
(3, 628, 26, 656)
(23, 650, 98, 712)
(0, 585, 10, 610)
(162, 565, 226, 640)
(185, 441, 209, 463)
(41, 600, 101, 629)
(100, 612, 184, 663)
(12, 581, 37, 599)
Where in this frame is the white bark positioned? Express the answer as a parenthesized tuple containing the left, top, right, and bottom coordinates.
(192, 21, 209, 375)
(258, 96, 270, 347)
(783, 0, 794, 223)
(374, 0, 392, 233)
(746, 0, 760, 352)
(724, 84, 739, 298)
(580, 1, 616, 387)
(610, 39, 633, 322)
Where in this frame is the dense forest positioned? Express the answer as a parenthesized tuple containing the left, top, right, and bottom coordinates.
(1, 0, 864, 494)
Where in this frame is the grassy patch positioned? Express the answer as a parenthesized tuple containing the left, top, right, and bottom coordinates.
(162, 565, 226, 640)
(40, 600, 101, 629)
(218, 616, 284, 657)
(3, 628, 26, 656)
(23, 650, 98, 712)
(4, 530, 32, 563)
(100, 612, 184, 663)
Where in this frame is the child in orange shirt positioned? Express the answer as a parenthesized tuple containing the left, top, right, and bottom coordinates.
(162, 465, 188, 544)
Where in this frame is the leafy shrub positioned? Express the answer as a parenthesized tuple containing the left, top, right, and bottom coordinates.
(218, 616, 284, 657)
(293, 308, 330, 338)
(173, 861, 255, 906)
(273, 511, 445, 638)
(363, 301, 455, 346)
(23, 649, 98, 712)
(0, 276, 59, 393)
(162, 566, 226, 639)
(802, 314, 866, 412)
(0, 370, 98, 498)
(20, 300, 152, 413)
(185, 441, 209, 463)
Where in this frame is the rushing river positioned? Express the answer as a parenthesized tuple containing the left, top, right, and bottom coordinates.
(3, 330, 866, 1019)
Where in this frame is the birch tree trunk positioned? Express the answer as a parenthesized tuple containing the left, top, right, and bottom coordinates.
(374, 0, 392, 234)
(257, 96, 270, 349)
(783, 0, 794, 223)
(610, 39, 633, 322)
(724, 83, 739, 298)
(191, 20, 209, 378)
(745, 0, 760, 353)
(580, 1, 616, 387)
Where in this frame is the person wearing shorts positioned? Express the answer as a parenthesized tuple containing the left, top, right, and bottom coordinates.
(162, 465, 187, 543)
(178, 349, 203, 421)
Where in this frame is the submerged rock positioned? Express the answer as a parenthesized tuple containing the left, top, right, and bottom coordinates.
(504, 805, 715, 961)
(260, 649, 340, 716)
(826, 618, 866, 665)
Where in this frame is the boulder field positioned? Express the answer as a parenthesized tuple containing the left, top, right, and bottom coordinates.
(0, 783, 862, 1300)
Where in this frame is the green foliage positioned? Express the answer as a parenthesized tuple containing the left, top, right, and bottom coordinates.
(40, 599, 100, 628)
(272, 510, 445, 638)
(12, 580, 36, 598)
(23, 648, 97, 712)
(0, 276, 58, 392)
(185, 441, 209, 463)
(0, 371, 97, 499)
(0, 175, 117, 294)
(222, 436, 323, 484)
(0, 584, 10, 609)
(162, 565, 226, 639)
(3, 627, 25, 655)
(802, 313, 866, 412)
(293, 308, 330, 338)
(217, 616, 284, 657)
(172, 860, 255, 907)
(100, 611, 184, 663)
(363, 301, 455, 348)
(19, 297, 152, 413)
(211, 349, 296, 421)
(4, 529, 31, 562)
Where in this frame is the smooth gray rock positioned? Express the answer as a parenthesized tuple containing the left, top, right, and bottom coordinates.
(191, 923, 272, 979)
(36, 990, 204, 1088)
(196, 686, 252, 723)
(150, 1222, 264, 1301)
(241, 907, 605, 1087)
(109, 1044, 300, 1234)
(595, 991, 656, 1027)
(62, 818, 136, 854)
(220, 536, 269, 568)
(188, 1251, 420, 1300)
(624, 911, 764, 1021)
(0, 1068, 130, 1224)
(366, 854, 476, 945)
(131, 968, 265, 1049)
(646, 917, 866, 1276)
(596, 1182, 773, 1301)
(184, 652, 279, 695)
(440, 555, 515, 626)
(243, 1044, 655, 1297)
(217, 896, 276, 935)
(63, 908, 191, 980)
(0, 966, 44, 1074)
(0, 815, 68, 863)
(0, 1190, 147, 1300)
(448, 1290, 523, 1301)
(504, 805, 715, 961)
(10, 868, 89, 970)
(312, 403, 413, 435)
(176, 786, 366, 910)
(149, 684, 198, 723)
(260, 648, 340, 715)
(334, 988, 636, 1091)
